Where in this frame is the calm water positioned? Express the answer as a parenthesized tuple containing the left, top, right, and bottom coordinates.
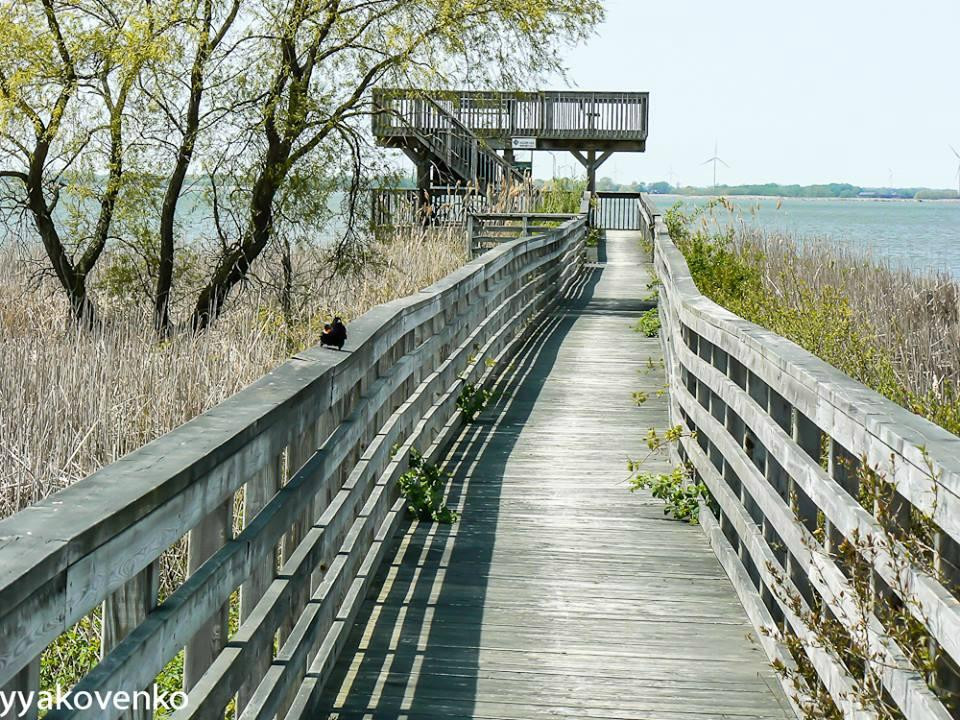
(655, 195, 960, 277)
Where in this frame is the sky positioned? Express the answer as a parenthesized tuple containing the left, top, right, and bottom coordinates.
(525, 0, 960, 188)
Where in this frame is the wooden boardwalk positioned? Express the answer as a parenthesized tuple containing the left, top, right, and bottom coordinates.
(315, 232, 792, 719)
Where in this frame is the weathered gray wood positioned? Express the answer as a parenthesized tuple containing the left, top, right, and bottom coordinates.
(310, 231, 791, 720)
(685, 437, 868, 718)
(648, 187, 960, 720)
(0, 216, 588, 720)
(183, 499, 232, 692)
(678, 340, 960, 669)
(237, 455, 282, 714)
(102, 564, 158, 720)
(0, 657, 38, 720)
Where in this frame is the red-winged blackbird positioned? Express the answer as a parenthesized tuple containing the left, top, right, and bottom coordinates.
(321, 316, 347, 350)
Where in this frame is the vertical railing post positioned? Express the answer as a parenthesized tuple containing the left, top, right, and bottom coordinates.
(184, 499, 233, 692)
(465, 214, 474, 257)
(103, 564, 159, 720)
(237, 454, 283, 713)
(0, 659, 40, 720)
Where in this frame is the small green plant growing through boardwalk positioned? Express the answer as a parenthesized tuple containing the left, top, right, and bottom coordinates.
(633, 307, 661, 337)
(457, 382, 494, 422)
(626, 425, 707, 523)
(399, 448, 458, 524)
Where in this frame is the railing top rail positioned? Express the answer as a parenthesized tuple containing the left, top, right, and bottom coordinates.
(375, 88, 650, 101)
(471, 212, 581, 220)
(646, 193, 960, 519)
(0, 216, 586, 638)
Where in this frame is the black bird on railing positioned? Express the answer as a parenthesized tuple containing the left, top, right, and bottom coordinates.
(321, 316, 348, 350)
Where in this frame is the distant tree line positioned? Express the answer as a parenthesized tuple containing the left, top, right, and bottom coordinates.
(590, 178, 959, 200)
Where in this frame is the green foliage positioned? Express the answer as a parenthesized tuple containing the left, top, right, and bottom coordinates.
(398, 448, 458, 524)
(457, 382, 494, 422)
(1, 0, 605, 329)
(39, 610, 184, 717)
(626, 425, 707, 523)
(154, 651, 185, 719)
(666, 202, 960, 437)
(585, 228, 600, 247)
(41, 613, 102, 693)
(627, 463, 707, 523)
(633, 308, 661, 337)
(767, 454, 958, 718)
(632, 390, 648, 405)
(536, 177, 587, 213)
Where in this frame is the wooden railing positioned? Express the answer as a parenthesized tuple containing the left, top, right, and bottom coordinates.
(371, 93, 523, 188)
(466, 211, 582, 257)
(644, 194, 960, 719)
(373, 89, 649, 141)
(0, 218, 587, 720)
(590, 191, 644, 230)
(370, 186, 541, 230)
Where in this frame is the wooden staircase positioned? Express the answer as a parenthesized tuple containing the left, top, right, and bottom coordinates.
(373, 92, 524, 192)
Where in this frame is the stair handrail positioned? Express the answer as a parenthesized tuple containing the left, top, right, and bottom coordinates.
(373, 89, 524, 187)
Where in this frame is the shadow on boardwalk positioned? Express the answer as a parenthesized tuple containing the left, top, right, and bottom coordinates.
(316, 232, 791, 720)
(316, 266, 603, 719)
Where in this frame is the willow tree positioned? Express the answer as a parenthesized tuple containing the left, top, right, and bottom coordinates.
(0, 0, 176, 328)
(184, 0, 604, 330)
(0, 0, 603, 332)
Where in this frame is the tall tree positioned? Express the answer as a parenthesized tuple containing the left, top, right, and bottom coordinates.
(0, 0, 603, 332)
(0, 0, 172, 327)
(148, 0, 241, 335)
(189, 0, 603, 330)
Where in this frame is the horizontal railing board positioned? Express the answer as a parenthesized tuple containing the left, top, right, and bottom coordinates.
(240, 229, 582, 720)
(655, 233, 960, 522)
(649, 191, 959, 720)
(696, 508, 809, 720)
(172, 348, 446, 719)
(0, 216, 585, 694)
(278, 259, 579, 720)
(686, 442, 875, 720)
(43, 329, 434, 718)
(676, 387, 952, 720)
(676, 339, 960, 672)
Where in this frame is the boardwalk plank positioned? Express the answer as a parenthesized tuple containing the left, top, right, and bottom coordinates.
(311, 232, 792, 719)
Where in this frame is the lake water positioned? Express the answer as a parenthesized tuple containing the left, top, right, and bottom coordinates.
(6, 191, 959, 277)
(653, 195, 960, 277)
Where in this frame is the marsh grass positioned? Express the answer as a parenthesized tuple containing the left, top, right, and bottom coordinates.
(668, 201, 960, 436)
(0, 226, 467, 524)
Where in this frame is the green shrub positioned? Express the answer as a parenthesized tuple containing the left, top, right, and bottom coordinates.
(633, 307, 661, 337)
(628, 464, 707, 523)
(457, 382, 494, 422)
(398, 448, 458, 523)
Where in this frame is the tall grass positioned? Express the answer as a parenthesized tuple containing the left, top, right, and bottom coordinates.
(536, 177, 587, 214)
(666, 200, 960, 436)
(0, 227, 467, 521)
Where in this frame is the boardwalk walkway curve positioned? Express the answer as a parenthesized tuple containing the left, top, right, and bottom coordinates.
(314, 231, 792, 719)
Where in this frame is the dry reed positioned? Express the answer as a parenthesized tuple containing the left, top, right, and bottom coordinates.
(0, 227, 467, 521)
(733, 225, 960, 428)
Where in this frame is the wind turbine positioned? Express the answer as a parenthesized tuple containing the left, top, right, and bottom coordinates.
(702, 141, 729, 190)
(951, 146, 960, 198)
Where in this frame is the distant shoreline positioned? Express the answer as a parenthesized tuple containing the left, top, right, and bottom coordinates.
(658, 193, 960, 204)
